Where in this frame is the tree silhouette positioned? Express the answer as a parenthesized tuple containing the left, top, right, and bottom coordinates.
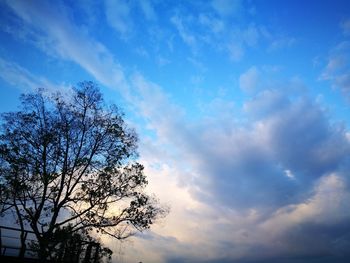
(0, 82, 166, 261)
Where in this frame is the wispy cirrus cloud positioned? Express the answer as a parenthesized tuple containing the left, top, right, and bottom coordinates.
(105, 0, 133, 37)
(0, 56, 46, 90)
(318, 20, 350, 102)
(0, 56, 68, 92)
(139, 0, 157, 21)
(239, 66, 260, 92)
(104, 0, 158, 39)
(4, 0, 127, 92)
(199, 14, 225, 34)
(341, 19, 350, 36)
(268, 36, 296, 52)
(320, 41, 350, 99)
(171, 14, 197, 51)
(211, 0, 243, 17)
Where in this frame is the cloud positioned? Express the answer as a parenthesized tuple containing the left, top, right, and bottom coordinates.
(239, 65, 286, 94)
(171, 14, 197, 50)
(268, 36, 296, 51)
(256, 173, 350, 261)
(257, 26, 296, 52)
(0, 56, 68, 92)
(243, 89, 289, 117)
(239, 66, 260, 92)
(105, 0, 157, 36)
(199, 14, 225, 34)
(227, 42, 244, 61)
(0, 57, 47, 90)
(242, 24, 259, 47)
(211, 0, 242, 17)
(261, 174, 350, 234)
(226, 24, 261, 61)
(127, 72, 350, 262)
(320, 41, 350, 98)
(341, 19, 350, 36)
(105, 0, 132, 36)
(140, 76, 349, 262)
(166, 3, 261, 62)
(139, 0, 157, 21)
(3, 1, 350, 262)
(4, 0, 127, 92)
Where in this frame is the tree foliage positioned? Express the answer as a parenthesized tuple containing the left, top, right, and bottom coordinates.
(0, 82, 166, 261)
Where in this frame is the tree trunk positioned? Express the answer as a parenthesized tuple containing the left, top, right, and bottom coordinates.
(83, 243, 93, 263)
(37, 237, 50, 262)
(18, 231, 27, 258)
(93, 244, 100, 263)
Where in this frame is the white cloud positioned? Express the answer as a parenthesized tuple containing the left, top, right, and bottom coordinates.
(171, 15, 197, 49)
(243, 89, 288, 117)
(127, 70, 350, 260)
(243, 24, 259, 47)
(156, 56, 171, 66)
(0, 56, 69, 92)
(258, 25, 296, 52)
(239, 66, 260, 92)
(187, 56, 207, 72)
(284, 169, 295, 179)
(323, 56, 346, 74)
(211, 0, 242, 17)
(341, 19, 350, 36)
(0, 57, 46, 91)
(105, 0, 157, 37)
(199, 13, 225, 34)
(227, 42, 244, 61)
(239, 65, 285, 94)
(268, 36, 296, 51)
(105, 0, 132, 36)
(320, 41, 350, 98)
(225, 24, 261, 61)
(139, 0, 157, 21)
(5, 0, 127, 93)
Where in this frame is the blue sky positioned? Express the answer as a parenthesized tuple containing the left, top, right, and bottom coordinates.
(1, 1, 350, 262)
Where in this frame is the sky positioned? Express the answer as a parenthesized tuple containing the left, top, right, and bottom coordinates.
(1, 0, 350, 262)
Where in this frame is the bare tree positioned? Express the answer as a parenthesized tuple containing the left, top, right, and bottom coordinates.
(0, 82, 166, 261)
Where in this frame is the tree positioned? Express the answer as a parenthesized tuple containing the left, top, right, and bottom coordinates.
(0, 82, 166, 261)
